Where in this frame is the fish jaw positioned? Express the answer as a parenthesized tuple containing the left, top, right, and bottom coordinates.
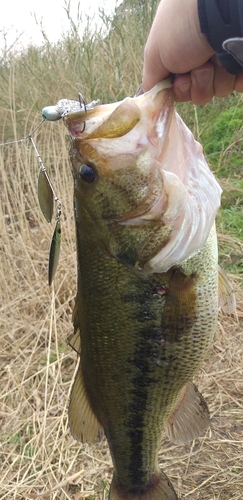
(64, 78, 173, 140)
(64, 81, 221, 272)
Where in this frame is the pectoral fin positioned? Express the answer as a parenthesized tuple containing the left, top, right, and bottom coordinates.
(69, 362, 104, 442)
(162, 270, 197, 339)
(165, 381, 210, 444)
(218, 266, 236, 314)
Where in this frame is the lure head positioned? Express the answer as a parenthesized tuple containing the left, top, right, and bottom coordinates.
(42, 98, 100, 121)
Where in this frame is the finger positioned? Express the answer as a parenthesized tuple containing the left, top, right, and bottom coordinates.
(211, 55, 235, 97)
(190, 62, 215, 105)
(234, 73, 243, 92)
(173, 60, 242, 103)
(173, 74, 192, 102)
(173, 63, 215, 104)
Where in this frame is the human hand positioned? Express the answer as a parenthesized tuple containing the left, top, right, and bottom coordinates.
(142, 0, 243, 104)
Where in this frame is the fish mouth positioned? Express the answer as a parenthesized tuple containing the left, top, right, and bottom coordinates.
(64, 79, 173, 140)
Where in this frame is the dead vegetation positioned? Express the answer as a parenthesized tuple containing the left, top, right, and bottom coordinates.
(0, 120, 243, 500)
(0, 2, 243, 497)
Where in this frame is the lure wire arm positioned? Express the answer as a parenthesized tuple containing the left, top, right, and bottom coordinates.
(0, 118, 46, 147)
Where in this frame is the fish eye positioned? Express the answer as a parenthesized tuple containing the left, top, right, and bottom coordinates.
(78, 163, 97, 183)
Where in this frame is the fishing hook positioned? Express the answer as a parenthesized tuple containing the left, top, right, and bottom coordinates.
(78, 92, 86, 133)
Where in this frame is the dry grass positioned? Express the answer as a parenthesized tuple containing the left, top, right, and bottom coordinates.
(0, 118, 243, 500)
(0, 5, 243, 495)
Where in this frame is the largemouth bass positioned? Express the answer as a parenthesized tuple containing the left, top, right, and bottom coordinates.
(61, 80, 234, 500)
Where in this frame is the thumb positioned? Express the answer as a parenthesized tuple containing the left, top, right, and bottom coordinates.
(142, 41, 170, 92)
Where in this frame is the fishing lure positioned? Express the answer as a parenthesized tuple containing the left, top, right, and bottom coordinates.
(0, 120, 62, 284)
(0, 94, 99, 284)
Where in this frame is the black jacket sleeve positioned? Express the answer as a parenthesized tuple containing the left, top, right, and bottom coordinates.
(198, 0, 243, 74)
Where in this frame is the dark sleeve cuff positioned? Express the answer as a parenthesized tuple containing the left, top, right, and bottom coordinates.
(198, 0, 243, 74)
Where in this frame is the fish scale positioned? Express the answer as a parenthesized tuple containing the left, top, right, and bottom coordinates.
(73, 203, 217, 494)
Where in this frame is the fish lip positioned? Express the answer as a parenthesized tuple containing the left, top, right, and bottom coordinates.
(64, 79, 173, 139)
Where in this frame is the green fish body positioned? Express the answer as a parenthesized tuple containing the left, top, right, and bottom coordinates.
(64, 81, 229, 500)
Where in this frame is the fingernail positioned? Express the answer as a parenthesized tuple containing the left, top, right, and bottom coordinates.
(177, 82, 191, 95)
(194, 68, 212, 87)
